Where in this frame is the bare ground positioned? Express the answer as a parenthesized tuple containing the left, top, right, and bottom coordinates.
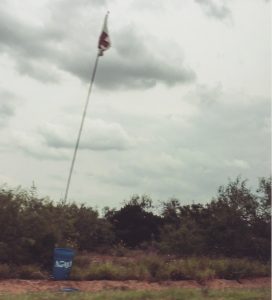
(0, 278, 270, 294)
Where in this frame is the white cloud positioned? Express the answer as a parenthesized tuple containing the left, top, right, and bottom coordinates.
(195, 0, 231, 20)
(225, 159, 250, 169)
(0, 2, 195, 89)
(0, 0, 270, 206)
(12, 131, 69, 160)
(0, 90, 21, 128)
(40, 119, 134, 151)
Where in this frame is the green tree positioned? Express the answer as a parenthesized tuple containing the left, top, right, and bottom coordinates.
(105, 195, 163, 248)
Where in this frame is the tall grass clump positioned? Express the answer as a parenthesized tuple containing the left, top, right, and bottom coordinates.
(71, 254, 270, 281)
(71, 261, 150, 281)
(211, 258, 270, 280)
(15, 265, 48, 279)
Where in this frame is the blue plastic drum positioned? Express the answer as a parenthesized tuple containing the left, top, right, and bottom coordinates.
(53, 248, 75, 280)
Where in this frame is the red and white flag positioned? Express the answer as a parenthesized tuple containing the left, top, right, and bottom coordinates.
(98, 12, 111, 56)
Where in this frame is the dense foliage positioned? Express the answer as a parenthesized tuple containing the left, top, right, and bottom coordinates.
(0, 177, 270, 267)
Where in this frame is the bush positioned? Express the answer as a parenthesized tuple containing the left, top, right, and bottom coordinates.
(70, 266, 89, 281)
(139, 255, 165, 280)
(69, 255, 270, 282)
(0, 176, 270, 266)
(73, 254, 91, 268)
(0, 187, 115, 266)
(86, 263, 123, 280)
(129, 256, 267, 281)
(0, 264, 11, 279)
(111, 243, 128, 257)
(15, 265, 47, 279)
(211, 258, 270, 280)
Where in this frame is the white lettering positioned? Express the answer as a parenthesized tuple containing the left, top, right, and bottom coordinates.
(55, 260, 73, 268)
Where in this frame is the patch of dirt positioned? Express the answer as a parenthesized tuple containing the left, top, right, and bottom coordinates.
(206, 278, 271, 289)
(0, 278, 270, 294)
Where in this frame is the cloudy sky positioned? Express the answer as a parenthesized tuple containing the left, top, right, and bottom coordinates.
(0, 0, 270, 208)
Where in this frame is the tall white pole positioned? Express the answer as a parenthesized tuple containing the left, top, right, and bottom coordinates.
(63, 52, 100, 203)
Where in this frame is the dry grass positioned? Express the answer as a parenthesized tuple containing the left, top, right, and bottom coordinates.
(70, 254, 270, 282)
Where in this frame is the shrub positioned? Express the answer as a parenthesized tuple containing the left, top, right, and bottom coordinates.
(70, 260, 151, 281)
(195, 268, 216, 283)
(211, 258, 270, 280)
(140, 255, 165, 279)
(64, 255, 271, 281)
(111, 243, 128, 257)
(86, 263, 122, 280)
(0, 264, 11, 279)
(15, 265, 47, 279)
(70, 266, 89, 281)
(73, 254, 91, 268)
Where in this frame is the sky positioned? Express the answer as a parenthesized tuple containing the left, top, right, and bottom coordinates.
(0, 0, 271, 209)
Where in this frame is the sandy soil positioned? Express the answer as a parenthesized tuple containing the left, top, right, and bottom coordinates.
(0, 278, 270, 294)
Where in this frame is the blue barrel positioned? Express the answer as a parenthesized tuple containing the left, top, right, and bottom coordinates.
(53, 248, 75, 280)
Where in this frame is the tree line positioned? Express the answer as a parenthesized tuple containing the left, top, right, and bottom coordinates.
(0, 177, 270, 267)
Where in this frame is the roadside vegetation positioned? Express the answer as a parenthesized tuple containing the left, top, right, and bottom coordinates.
(0, 176, 270, 280)
(0, 254, 269, 281)
(70, 255, 270, 282)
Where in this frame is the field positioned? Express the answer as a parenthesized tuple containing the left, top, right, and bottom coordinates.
(0, 288, 270, 300)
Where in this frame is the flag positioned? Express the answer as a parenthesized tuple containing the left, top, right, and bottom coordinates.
(98, 12, 111, 56)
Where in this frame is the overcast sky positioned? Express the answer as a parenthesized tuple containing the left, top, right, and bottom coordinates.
(0, 0, 270, 208)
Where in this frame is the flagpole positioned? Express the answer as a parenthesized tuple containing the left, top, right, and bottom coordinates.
(63, 51, 101, 203)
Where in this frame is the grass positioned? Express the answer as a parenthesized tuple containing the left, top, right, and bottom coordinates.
(70, 255, 270, 282)
(0, 288, 270, 300)
(0, 254, 270, 281)
(0, 264, 47, 280)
